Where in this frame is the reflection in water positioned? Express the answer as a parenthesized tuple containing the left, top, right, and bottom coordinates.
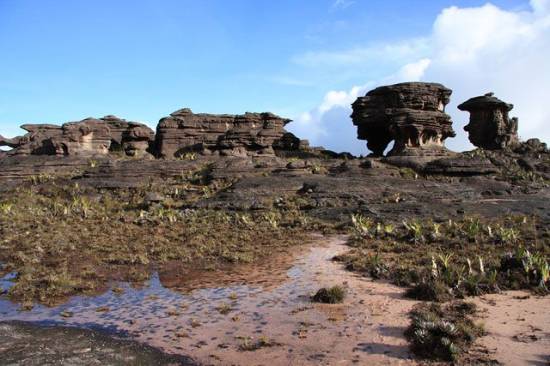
(0, 235, 332, 351)
(0, 270, 16, 294)
(0, 235, 416, 365)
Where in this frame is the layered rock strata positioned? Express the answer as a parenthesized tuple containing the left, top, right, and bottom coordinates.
(0, 116, 155, 157)
(458, 93, 519, 150)
(351, 82, 456, 156)
(154, 108, 307, 158)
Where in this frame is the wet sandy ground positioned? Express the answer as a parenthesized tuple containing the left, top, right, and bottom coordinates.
(473, 292, 550, 366)
(1, 235, 549, 365)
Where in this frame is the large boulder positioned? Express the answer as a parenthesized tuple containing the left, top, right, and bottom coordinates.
(458, 93, 519, 150)
(351, 82, 456, 157)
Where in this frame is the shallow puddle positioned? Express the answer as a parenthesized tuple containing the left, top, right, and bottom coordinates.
(0, 235, 421, 365)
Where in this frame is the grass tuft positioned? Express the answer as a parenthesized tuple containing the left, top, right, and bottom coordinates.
(311, 285, 346, 304)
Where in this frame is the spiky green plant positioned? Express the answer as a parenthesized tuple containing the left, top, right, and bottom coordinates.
(0, 202, 13, 215)
(351, 214, 373, 238)
(403, 220, 424, 243)
(263, 211, 279, 229)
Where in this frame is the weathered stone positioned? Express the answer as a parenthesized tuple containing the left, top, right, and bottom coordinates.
(0, 117, 154, 157)
(0, 124, 63, 156)
(154, 108, 304, 158)
(351, 82, 456, 157)
(423, 157, 499, 175)
(98, 115, 155, 157)
(514, 138, 547, 155)
(272, 132, 310, 151)
(458, 93, 519, 150)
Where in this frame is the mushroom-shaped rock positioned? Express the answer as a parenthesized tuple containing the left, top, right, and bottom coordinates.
(458, 93, 519, 150)
(351, 82, 455, 157)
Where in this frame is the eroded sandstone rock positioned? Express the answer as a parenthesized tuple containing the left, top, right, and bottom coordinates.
(351, 82, 456, 157)
(458, 93, 519, 150)
(154, 108, 307, 158)
(0, 116, 154, 157)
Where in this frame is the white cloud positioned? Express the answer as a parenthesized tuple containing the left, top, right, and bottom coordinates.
(290, 0, 550, 155)
(332, 0, 355, 10)
(292, 38, 429, 67)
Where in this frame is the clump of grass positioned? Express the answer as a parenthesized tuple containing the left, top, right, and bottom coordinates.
(311, 285, 346, 304)
(406, 302, 484, 362)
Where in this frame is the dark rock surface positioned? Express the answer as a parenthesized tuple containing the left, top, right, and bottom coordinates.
(351, 82, 455, 157)
(459, 92, 519, 150)
(154, 108, 308, 158)
(423, 156, 499, 176)
(0, 321, 195, 365)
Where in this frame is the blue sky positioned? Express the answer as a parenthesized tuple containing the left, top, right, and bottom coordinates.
(1, 0, 546, 154)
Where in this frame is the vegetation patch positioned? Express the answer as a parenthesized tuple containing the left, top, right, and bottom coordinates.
(406, 301, 484, 362)
(311, 285, 346, 304)
(338, 214, 549, 301)
(0, 178, 327, 308)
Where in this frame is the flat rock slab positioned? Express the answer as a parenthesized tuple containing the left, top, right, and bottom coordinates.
(0, 321, 195, 365)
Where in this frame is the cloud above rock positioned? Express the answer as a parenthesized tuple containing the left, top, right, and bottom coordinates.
(288, 0, 550, 155)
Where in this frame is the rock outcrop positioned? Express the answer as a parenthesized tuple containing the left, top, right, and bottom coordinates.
(351, 82, 456, 157)
(154, 108, 307, 158)
(0, 116, 155, 157)
(458, 93, 519, 150)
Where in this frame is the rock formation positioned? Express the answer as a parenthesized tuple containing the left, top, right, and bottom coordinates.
(154, 108, 308, 158)
(351, 82, 456, 156)
(0, 116, 155, 157)
(458, 93, 519, 150)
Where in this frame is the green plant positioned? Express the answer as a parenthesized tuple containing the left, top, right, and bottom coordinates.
(430, 222, 441, 240)
(403, 220, 424, 243)
(263, 211, 279, 229)
(311, 285, 346, 304)
(351, 214, 373, 238)
(406, 302, 483, 362)
(0, 202, 13, 215)
(495, 226, 519, 244)
(375, 222, 394, 237)
(176, 152, 197, 160)
(437, 253, 453, 272)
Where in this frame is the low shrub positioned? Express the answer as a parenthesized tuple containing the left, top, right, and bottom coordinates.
(311, 285, 346, 304)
